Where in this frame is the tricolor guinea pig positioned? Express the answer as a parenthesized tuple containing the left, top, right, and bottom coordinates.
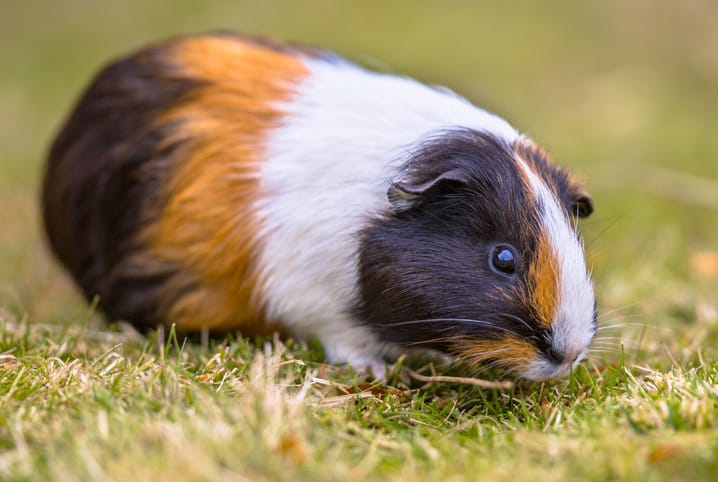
(42, 33, 597, 381)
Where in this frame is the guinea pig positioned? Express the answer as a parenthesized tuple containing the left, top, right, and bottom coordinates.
(42, 33, 597, 381)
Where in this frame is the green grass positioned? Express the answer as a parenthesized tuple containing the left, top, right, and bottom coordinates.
(1, 1, 717, 480)
(1, 317, 717, 481)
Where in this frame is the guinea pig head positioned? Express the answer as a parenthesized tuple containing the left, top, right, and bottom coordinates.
(357, 129, 596, 381)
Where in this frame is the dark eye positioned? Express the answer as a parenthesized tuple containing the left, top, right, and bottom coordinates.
(490, 245, 517, 275)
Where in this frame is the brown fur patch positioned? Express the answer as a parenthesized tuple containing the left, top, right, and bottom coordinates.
(451, 335, 538, 374)
(139, 37, 309, 332)
(527, 231, 560, 327)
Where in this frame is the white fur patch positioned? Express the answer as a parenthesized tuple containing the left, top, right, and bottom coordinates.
(515, 146, 596, 379)
(254, 56, 518, 370)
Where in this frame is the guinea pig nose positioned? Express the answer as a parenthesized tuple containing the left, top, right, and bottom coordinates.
(544, 347, 566, 365)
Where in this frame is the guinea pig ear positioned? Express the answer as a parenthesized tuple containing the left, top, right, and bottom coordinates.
(387, 168, 469, 212)
(569, 186, 594, 218)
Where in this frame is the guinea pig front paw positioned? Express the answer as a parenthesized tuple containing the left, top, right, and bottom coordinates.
(321, 339, 391, 381)
(343, 355, 390, 381)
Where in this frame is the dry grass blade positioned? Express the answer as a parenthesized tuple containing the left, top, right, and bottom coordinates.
(316, 391, 379, 407)
(407, 370, 514, 390)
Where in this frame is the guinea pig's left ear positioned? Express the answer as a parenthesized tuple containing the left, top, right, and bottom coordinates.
(387, 168, 469, 212)
(569, 185, 594, 218)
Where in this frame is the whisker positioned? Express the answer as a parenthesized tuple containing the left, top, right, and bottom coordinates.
(600, 313, 649, 322)
(466, 347, 517, 359)
(591, 345, 622, 351)
(591, 341, 623, 347)
(589, 346, 621, 352)
(596, 302, 644, 319)
(380, 317, 522, 337)
(491, 312, 533, 332)
(383, 318, 499, 328)
(595, 321, 650, 331)
(584, 212, 628, 249)
(477, 358, 512, 372)
(406, 336, 461, 347)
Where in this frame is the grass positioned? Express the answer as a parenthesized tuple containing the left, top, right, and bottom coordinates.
(1, 316, 717, 481)
(1, 0, 717, 480)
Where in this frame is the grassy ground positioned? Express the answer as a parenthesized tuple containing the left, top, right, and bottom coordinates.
(1, 1, 717, 480)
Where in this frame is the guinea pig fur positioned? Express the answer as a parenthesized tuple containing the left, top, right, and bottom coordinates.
(42, 33, 597, 381)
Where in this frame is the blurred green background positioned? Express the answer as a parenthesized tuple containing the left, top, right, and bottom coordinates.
(1, 0, 717, 337)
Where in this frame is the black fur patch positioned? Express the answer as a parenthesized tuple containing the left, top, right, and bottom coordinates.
(42, 41, 198, 327)
(356, 129, 566, 356)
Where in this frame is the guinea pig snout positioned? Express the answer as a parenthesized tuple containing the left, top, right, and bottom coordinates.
(543, 346, 583, 370)
(544, 346, 573, 366)
(524, 345, 585, 381)
(528, 308, 596, 380)
(535, 314, 595, 379)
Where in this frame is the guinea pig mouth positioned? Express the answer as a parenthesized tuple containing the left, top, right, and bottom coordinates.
(521, 350, 587, 381)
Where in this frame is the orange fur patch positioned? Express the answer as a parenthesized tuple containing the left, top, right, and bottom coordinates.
(527, 231, 560, 327)
(139, 36, 309, 332)
(452, 335, 538, 374)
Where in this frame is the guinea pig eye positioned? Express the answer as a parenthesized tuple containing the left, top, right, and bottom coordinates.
(490, 245, 517, 275)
